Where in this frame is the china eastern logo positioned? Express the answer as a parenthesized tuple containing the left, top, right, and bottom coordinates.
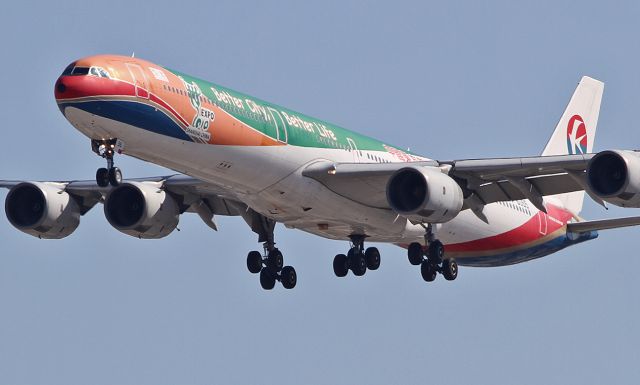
(566, 114, 587, 154)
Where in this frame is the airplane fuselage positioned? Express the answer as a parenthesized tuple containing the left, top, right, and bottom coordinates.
(54, 55, 596, 267)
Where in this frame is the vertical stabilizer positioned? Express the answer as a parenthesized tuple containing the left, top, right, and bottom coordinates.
(542, 76, 604, 215)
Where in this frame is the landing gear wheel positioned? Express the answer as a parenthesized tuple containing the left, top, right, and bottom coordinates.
(260, 269, 276, 290)
(408, 242, 423, 266)
(428, 240, 444, 263)
(281, 266, 297, 289)
(96, 168, 109, 187)
(333, 254, 349, 277)
(247, 251, 262, 274)
(421, 261, 437, 282)
(442, 258, 458, 281)
(267, 249, 284, 272)
(350, 253, 367, 277)
(365, 247, 381, 270)
(108, 167, 122, 186)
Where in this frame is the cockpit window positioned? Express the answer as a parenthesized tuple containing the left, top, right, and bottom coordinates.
(89, 66, 111, 78)
(61, 62, 76, 76)
(62, 64, 111, 78)
(71, 67, 90, 75)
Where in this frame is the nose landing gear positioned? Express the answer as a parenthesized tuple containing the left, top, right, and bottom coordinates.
(92, 139, 123, 187)
(408, 224, 458, 283)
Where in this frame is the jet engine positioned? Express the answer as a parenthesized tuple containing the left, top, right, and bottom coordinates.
(5, 182, 81, 239)
(587, 150, 640, 208)
(104, 181, 180, 239)
(386, 166, 464, 223)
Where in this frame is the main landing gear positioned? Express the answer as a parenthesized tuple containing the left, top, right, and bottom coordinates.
(246, 244, 297, 290)
(244, 213, 296, 290)
(407, 224, 458, 283)
(92, 139, 122, 187)
(333, 235, 381, 278)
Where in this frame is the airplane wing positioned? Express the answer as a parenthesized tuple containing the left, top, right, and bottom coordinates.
(302, 153, 596, 212)
(0, 175, 247, 230)
(440, 153, 599, 209)
(567, 216, 640, 233)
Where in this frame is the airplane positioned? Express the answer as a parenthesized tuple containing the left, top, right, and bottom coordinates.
(2, 54, 640, 290)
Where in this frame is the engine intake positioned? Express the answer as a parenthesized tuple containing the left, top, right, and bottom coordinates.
(587, 150, 640, 207)
(104, 181, 179, 239)
(386, 166, 463, 223)
(5, 182, 81, 239)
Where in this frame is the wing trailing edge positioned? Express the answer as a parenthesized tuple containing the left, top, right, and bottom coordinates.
(567, 216, 640, 233)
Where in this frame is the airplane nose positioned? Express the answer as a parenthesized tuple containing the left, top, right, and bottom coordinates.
(54, 74, 91, 100)
(54, 77, 67, 97)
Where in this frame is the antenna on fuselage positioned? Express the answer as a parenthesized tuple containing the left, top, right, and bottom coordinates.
(131, 51, 135, 58)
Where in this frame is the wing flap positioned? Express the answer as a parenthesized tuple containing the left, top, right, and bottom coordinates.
(448, 153, 593, 181)
(472, 173, 585, 205)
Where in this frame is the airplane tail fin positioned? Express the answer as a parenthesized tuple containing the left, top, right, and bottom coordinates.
(541, 76, 604, 215)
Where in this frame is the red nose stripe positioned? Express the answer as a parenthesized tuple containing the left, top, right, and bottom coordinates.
(55, 76, 136, 100)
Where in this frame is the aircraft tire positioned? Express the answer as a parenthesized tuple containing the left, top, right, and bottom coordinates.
(408, 242, 423, 265)
(108, 167, 122, 186)
(421, 260, 437, 282)
(267, 249, 284, 272)
(260, 269, 276, 290)
(350, 253, 367, 277)
(442, 259, 458, 281)
(281, 266, 297, 289)
(365, 247, 381, 270)
(333, 254, 349, 277)
(96, 168, 109, 187)
(247, 251, 263, 274)
(428, 240, 445, 264)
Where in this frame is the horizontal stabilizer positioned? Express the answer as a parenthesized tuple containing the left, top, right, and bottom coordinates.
(567, 216, 640, 233)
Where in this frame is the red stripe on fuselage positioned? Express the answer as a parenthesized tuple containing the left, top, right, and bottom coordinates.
(446, 204, 573, 253)
(55, 76, 191, 128)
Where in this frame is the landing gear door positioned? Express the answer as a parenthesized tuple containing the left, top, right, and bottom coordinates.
(126, 63, 149, 99)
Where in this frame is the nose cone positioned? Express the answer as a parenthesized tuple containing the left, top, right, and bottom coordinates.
(54, 76, 67, 99)
(54, 70, 113, 109)
(54, 74, 95, 101)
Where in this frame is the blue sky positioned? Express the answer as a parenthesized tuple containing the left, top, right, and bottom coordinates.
(1, 1, 639, 384)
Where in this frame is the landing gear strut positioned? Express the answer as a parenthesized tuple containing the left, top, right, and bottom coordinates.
(92, 139, 122, 187)
(333, 235, 381, 278)
(407, 224, 458, 283)
(244, 213, 296, 290)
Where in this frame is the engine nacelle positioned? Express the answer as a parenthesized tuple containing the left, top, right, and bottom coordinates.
(5, 182, 81, 239)
(587, 150, 640, 208)
(386, 166, 464, 223)
(104, 181, 180, 239)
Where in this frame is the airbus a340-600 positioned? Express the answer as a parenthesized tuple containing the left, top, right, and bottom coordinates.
(3, 55, 639, 290)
